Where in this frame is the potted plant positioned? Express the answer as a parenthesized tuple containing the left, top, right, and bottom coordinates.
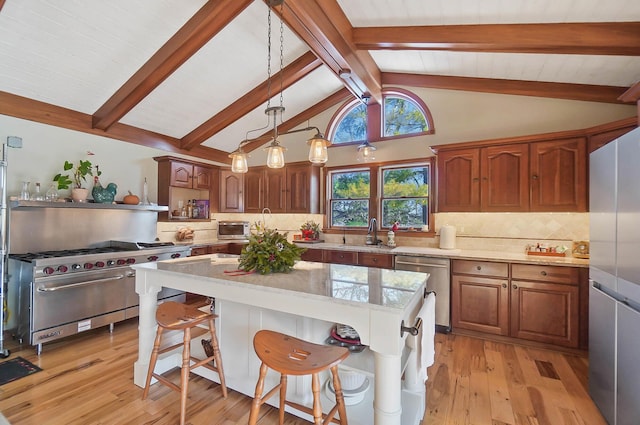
(53, 159, 100, 202)
(300, 220, 320, 240)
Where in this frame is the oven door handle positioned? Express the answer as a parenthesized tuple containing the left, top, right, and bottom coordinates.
(36, 275, 126, 292)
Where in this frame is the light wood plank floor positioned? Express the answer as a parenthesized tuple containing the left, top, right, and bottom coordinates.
(0, 320, 606, 425)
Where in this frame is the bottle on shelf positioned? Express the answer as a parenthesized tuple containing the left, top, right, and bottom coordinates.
(33, 182, 45, 201)
(45, 183, 59, 202)
(186, 200, 193, 218)
(20, 181, 31, 200)
(191, 199, 199, 218)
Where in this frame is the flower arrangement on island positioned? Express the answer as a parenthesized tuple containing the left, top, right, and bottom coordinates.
(300, 220, 321, 240)
(238, 226, 306, 275)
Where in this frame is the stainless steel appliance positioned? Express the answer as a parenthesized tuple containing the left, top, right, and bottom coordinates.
(217, 220, 249, 240)
(9, 241, 190, 354)
(589, 127, 640, 425)
(394, 255, 451, 332)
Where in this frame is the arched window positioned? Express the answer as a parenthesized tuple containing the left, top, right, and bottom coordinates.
(327, 88, 434, 145)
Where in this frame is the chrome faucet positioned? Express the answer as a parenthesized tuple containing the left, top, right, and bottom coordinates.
(366, 218, 381, 245)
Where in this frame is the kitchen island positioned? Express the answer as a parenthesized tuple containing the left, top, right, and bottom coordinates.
(132, 254, 430, 425)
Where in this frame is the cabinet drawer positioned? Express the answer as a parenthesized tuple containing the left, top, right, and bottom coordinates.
(208, 244, 229, 254)
(511, 264, 579, 285)
(324, 250, 357, 265)
(452, 259, 508, 278)
(357, 252, 393, 269)
(301, 248, 324, 262)
(190, 247, 208, 256)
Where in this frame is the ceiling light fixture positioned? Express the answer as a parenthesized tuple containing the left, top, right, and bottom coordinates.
(228, 0, 331, 173)
(356, 140, 376, 162)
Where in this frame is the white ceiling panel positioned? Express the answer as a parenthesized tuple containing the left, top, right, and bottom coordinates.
(0, 0, 206, 113)
(372, 51, 640, 87)
(120, 1, 309, 138)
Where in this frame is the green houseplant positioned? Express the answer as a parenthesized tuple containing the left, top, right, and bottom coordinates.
(53, 159, 101, 202)
(300, 220, 320, 240)
(238, 227, 306, 274)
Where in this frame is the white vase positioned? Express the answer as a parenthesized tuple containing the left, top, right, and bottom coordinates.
(71, 188, 89, 203)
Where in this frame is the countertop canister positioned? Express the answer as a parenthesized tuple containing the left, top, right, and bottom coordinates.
(439, 225, 457, 249)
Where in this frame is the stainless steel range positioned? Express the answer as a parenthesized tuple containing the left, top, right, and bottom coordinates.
(5, 200, 188, 354)
(9, 241, 190, 354)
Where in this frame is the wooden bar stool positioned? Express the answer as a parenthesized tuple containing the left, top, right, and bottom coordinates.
(142, 301, 227, 425)
(248, 330, 350, 425)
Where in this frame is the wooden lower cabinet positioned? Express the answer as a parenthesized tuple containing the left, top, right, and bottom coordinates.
(324, 250, 358, 265)
(189, 246, 209, 256)
(298, 248, 394, 269)
(357, 252, 394, 269)
(452, 260, 582, 348)
(300, 247, 324, 262)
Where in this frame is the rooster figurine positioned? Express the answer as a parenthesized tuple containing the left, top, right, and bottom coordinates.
(92, 175, 117, 203)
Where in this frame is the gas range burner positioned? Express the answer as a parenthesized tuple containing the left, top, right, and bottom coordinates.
(10, 247, 130, 262)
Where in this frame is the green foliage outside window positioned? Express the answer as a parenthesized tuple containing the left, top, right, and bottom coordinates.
(384, 97, 428, 137)
(333, 103, 367, 144)
(330, 171, 370, 227)
(381, 166, 429, 228)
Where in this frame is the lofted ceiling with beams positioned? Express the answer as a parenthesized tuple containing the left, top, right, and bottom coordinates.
(0, 0, 639, 165)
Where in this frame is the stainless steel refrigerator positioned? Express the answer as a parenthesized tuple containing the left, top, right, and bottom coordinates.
(589, 126, 640, 425)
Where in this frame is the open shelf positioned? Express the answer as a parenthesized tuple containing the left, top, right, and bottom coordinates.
(10, 200, 168, 211)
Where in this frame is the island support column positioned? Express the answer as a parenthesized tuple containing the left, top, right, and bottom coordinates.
(133, 276, 161, 387)
(373, 352, 403, 425)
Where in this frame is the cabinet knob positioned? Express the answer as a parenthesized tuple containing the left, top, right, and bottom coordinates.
(472, 178, 480, 182)
(513, 284, 518, 289)
(476, 266, 482, 270)
(502, 283, 507, 288)
(532, 175, 538, 180)
(540, 270, 547, 276)
(373, 258, 377, 262)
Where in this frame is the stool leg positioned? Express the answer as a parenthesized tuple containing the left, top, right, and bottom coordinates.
(179, 327, 191, 425)
(330, 366, 349, 425)
(279, 374, 287, 425)
(311, 373, 323, 424)
(142, 326, 163, 400)
(249, 362, 268, 425)
(207, 318, 227, 398)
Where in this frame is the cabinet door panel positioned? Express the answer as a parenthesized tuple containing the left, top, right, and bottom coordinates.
(451, 260, 508, 278)
(481, 144, 529, 211)
(300, 248, 324, 262)
(510, 280, 579, 347)
(170, 161, 192, 188)
(437, 149, 480, 212)
(192, 165, 211, 189)
(357, 252, 393, 269)
(324, 250, 357, 265)
(452, 275, 509, 335)
(530, 138, 587, 212)
(243, 169, 264, 213)
(511, 264, 578, 285)
(265, 168, 286, 213)
(219, 170, 243, 213)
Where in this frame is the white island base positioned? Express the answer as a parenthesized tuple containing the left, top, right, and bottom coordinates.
(132, 256, 430, 425)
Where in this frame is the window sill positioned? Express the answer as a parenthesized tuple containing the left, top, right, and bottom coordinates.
(323, 228, 436, 238)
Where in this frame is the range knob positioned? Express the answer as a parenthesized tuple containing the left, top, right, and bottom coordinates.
(126, 258, 136, 264)
(95, 261, 105, 268)
(171, 253, 182, 259)
(116, 259, 126, 266)
(57, 265, 68, 273)
(106, 260, 116, 266)
(84, 262, 94, 270)
(147, 255, 159, 262)
(43, 266, 55, 275)
(71, 264, 81, 270)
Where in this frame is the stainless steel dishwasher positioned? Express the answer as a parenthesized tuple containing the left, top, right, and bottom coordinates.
(395, 255, 451, 333)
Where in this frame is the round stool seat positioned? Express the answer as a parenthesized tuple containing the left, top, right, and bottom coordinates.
(155, 301, 213, 329)
(254, 330, 349, 375)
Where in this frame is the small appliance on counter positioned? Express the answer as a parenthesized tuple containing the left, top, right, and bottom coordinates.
(217, 221, 250, 240)
(439, 224, 457, 249)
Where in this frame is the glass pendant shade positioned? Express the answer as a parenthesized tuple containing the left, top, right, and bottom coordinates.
(307, 135, 330, 164)
(266, 142, 286, 168)
(229, 150, 248, 173)
(356, 141, 376, 162)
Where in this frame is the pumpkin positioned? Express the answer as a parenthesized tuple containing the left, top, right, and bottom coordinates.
(123, 191, 140, 205)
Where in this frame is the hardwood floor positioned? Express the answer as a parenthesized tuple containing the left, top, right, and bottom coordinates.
(0, 320, 606, 425)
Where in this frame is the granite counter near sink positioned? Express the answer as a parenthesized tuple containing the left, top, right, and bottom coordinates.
(294, 242, 589, 268)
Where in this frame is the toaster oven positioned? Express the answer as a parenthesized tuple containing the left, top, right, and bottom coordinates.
(218, 221, 250, 240)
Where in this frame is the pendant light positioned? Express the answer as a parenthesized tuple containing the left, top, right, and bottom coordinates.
(229, 0, 331, 173)
(356, 140, 376, 162)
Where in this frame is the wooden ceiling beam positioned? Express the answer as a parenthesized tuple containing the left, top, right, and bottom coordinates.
(383, 72, 630, 105)
(0, 91, 231, 164)
(181, 51, 321, 150)
(272, 0, 383, 104)
(353, 22, 640, 55)
(243, 87, 353, 152)
(91, 0, 254, 131)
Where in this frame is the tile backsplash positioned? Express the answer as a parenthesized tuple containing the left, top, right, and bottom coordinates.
(157, 211, 588, 254)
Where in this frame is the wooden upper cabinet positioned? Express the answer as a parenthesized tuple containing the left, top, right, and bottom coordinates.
(437, 148, 480, 212)
(530, 137, 587, 212)
(481, 144, 529, 212)
(285, 163, 321, 214)
(219, 169, 243, 213)
(244, 167, 286, 213)
(169, 160, 211, 189)
(243, 168, 264, 213)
